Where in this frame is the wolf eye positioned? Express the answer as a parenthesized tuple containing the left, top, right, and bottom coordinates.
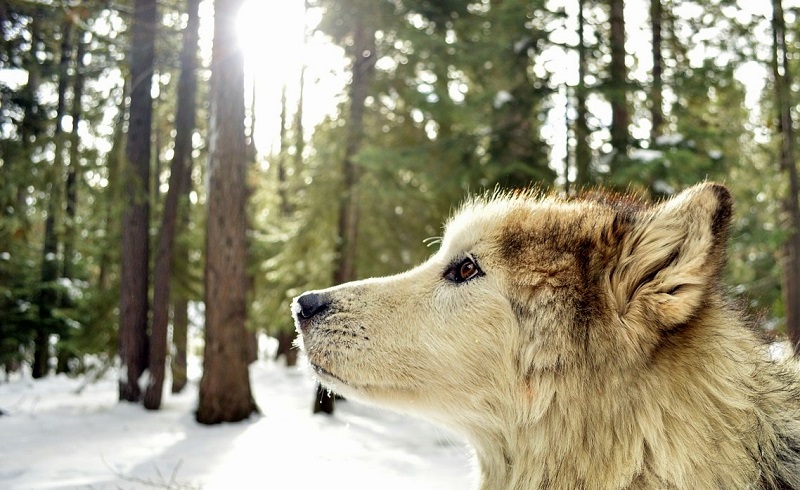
(445, 257, 483, 284)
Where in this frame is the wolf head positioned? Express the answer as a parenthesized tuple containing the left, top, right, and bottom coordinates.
(292, 183, 733, 428)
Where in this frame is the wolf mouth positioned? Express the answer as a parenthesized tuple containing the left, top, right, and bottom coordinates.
(310, 362, 349, 386)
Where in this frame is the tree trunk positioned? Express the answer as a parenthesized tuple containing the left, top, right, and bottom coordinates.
(331, 20, 375, 287)
(608, 0, 629, 156)
(277, 84, 291, 215)
(34, 15, 74, 379)
(294, 26, 306, 172)
(196, 0, 258, 424)
(772, 0, 800, 354)
(14, 16, 42, 221)
(170, 298, 189, 393)
(275, 330, 298, 366)
(574, 0, 591, 188)
(315, 17, 376, 416)
(63, 27, 87, 280)
(144, 0, 200, 411)
(119, 0, 156, 402)
(99, 80, 128, 292)
(650, 0, 664, 142)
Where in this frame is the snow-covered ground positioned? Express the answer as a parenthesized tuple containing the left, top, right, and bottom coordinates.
(0, 353, 473, 489)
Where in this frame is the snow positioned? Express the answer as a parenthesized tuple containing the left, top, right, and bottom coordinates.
(493, 90, 513, 109)
(629, 148, 663, 163)
(654, 133, 684, 146)
(0, 358, 473, 489)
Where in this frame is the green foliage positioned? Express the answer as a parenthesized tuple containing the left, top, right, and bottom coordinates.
(2, 0, 798, 370)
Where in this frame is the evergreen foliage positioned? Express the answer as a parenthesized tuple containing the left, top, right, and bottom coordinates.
(0, 0, 797, 390)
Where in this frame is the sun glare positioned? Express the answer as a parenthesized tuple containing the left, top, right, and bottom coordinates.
(236, 0, 346, 156)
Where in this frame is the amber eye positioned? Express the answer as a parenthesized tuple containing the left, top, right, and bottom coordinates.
(444, 257, 483, 284)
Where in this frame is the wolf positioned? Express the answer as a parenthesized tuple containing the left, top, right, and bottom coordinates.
(292, 183, 800, 489)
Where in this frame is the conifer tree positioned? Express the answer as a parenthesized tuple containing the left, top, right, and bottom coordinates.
(119, 0, 157, 402)
(196, 0, 258, 424)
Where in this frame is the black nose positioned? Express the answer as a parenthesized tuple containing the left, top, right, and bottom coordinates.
(296, 292, 330, 320)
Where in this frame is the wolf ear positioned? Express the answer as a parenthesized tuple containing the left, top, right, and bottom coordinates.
(610, 183, 733, 329)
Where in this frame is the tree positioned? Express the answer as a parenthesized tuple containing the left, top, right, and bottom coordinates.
(63, 22, 88, 281)
(312, 2, 377, 415)
(608, 0, 629, 156)
(144, 0, 200, 410)
(650, 0, 664, 142)
(574, 0, 592, 188)
(196, 0, 258, 424)
(771, 0, 800, 353)
(33, 9, 74, 378)
(119, 0, 157, 402)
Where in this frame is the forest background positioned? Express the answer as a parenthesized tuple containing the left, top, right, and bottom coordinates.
(1, 0, 799, 419)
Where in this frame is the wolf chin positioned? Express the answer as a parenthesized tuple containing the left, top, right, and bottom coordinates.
(292, 183, 800, 489)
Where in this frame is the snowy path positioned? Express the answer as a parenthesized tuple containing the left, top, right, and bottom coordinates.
(0, 360, 473, 489)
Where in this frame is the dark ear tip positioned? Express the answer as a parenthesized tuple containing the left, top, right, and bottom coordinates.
(707, 183, 733, 240)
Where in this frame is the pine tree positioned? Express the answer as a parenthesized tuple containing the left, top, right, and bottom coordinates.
(196, 0, 258, 424)
(608, 0, 629, 157)
(119, 0, 157, 402)
(771, 0, 800, 352)
(144, 0, 200, 410)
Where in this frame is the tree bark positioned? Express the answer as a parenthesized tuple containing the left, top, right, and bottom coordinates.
(574, 0, 591, 188)
(63, 27, 87, 280)
(170, 298, 189, 393)
(144, 0, 200, 411)
(331, 20, 376, 287)
(119, 0, 156, 402)
(772, 0, 800, 354)
(275, 330, 298, 366)
(196, 0, 258, 424)
(608, 0, 629, 156)
(650, 0, 664, 143)
(277, 84, 291, 216)
(34, 14, 74, 379)
(99, 80, 128, 292)
(14, 16, 43, 221)
(316, 17, 377, 416)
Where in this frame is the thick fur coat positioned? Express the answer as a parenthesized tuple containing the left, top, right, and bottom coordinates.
(292, 183, 800, 489)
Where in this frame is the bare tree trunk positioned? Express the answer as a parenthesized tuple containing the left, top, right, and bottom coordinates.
(34, 15, 74, 379)
(772, 0, 800, 354)
(196, 0, 258, 424)
(99, 81, 127, 292)
(650, 0, 664, 142)
(63, 27, 87, 280)
(294, 19, 306, 172)
(275, 54, 307, 365)
(316, 18, 377, 416)
(274, 330, 298, 366)
(170, 297, 189, 393)
(144, 0, 200, 410)
(574, 0, 591, 189)
(331, 21, 375, 288)
(608, 0, 629, 156)
(277, 84, 291, 216)
(14, 16, 42, 222)
(119, 0, 157, 402)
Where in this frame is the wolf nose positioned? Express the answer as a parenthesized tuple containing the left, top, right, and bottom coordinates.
(296, 292, 329, 320)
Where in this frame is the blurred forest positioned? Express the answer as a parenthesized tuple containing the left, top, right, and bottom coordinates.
(0, 0, 798, 416)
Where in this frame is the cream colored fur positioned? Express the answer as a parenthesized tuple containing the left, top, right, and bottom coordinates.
(293, 183, 800, 489)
